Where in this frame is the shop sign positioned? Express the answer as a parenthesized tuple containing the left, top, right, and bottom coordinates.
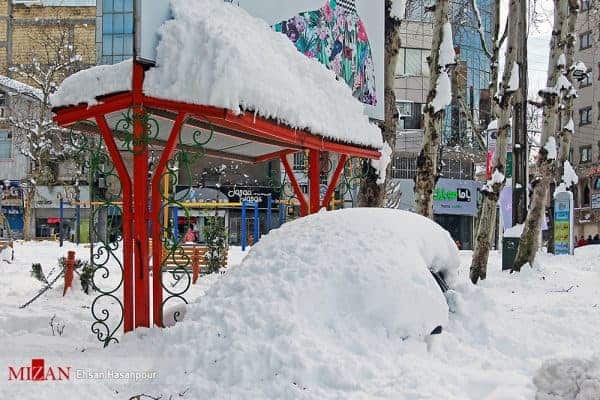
(220, 186, 278, 209)
(433, 179, 479, 216)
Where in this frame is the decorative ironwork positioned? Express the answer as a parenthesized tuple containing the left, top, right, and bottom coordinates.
(70, 123, 125, 347)
(114, 109, 160, 154)
(338, 157, 369, 208)
(157, 120, 215, 325)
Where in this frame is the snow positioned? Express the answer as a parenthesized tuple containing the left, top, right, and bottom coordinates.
(564, 118, 575, 133)
(389, 0, 406, 20)
(571, 61, 587, 76)
(556, 160, 579, 194)
(4, 226, 600, 398)
(557, 53, 566, 67)
(534, 358, 600, 399)
(544, 136, 557, 160)
(50, 59, 132, 107)
(438, 22, 456, 68)
(430, 70, 452, 113)
(371, 141, 392, 184)
(0, 75, 43, 100)
(504, 223, 524, 238)
(51, 0, 382, 150)
(483, 169, 505, 192)
(507, 61, 520, 92)
(487, 119, 498, 130)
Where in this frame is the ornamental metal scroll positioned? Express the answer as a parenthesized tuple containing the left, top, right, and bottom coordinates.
(155, 118, 215, 326)
(69, 123, 125, 347)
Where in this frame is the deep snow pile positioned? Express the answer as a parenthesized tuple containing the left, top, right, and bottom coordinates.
(50, 0, 382, 149)
(109, 209, 459, 398)
(534, 358, 600, 399)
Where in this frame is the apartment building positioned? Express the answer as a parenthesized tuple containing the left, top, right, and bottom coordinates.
(572, 0, 600, 238)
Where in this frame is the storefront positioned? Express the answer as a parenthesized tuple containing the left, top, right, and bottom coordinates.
(174, 185, 280, 245)
(0, 180, 24, 234)
(390, 178, 481, 250)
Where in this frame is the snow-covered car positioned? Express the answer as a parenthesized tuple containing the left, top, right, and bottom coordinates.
(157, 209, 460, 398)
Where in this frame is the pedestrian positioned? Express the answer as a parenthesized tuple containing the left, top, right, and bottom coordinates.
(577, 236, 587, 247)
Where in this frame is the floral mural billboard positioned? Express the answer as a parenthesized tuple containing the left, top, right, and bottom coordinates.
(237, 0, 385, 120)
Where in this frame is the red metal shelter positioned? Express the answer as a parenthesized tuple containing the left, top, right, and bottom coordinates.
(53, 61, 380, 332)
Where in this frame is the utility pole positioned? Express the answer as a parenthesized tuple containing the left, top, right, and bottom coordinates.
(512, 0, 529, 226)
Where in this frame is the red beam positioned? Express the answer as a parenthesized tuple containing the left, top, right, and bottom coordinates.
(254, 149, 297, 164)
(309, 149, 321, 214)
(322, 154, 347, 209)
(55, 93, 381, 160)
(150, 112, 187, 327)
(280, 155, 308, 216)
(95, 115, 134, 333)
(53, 92, 132, 126)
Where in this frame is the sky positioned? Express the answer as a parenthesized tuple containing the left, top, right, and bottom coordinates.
(497, 0, 553, 97)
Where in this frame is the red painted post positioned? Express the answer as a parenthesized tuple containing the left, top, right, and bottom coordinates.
(280, 155, 309, 216)
(95, 115, 134, 333)
(192, 248, 200, 285)
(309, 149, 321, 214)
(63, 251, 75, 296)
(132, 63, 150, 328)
(321, 154, 348, 209)
(150, 112, 187, 327)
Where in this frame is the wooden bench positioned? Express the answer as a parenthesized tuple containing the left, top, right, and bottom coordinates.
(149, 240, 228, 275)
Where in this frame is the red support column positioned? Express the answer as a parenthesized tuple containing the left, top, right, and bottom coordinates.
(280, 155, 308, 216)
(132, 62, 150, 328)
(95, 115, 134, 332)
(63, 251, 75, 296)
(321, 154, 348, 209)
(308, 149, 321, 214)
(150, 112, 186, 327)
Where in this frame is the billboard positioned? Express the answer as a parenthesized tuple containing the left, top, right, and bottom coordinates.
(554, 191, 574, 255)
(433, 179, 480, 217)
(136, 0, 384, 120)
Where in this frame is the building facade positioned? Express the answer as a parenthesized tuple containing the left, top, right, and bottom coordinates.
(571, 0, 600, 239)
(0, 0, 96, 238)
(390, 0, 494, 249)
(0, 0, 96, 76)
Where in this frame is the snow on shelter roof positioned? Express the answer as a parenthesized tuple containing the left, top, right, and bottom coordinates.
(50, 0, 383, 150)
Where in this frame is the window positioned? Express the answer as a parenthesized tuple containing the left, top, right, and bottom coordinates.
(0, 131, 12, 159)
(396, 48, 429, 77)
(597, 63, 600, 79)
(595, 178, 600, 191)
(396, 101, 412, 118)
(0, 91, 5, 107)
(580, 31, 593, 50)
(580, 72, 593, 87)
(582, 0, 590, 11)
(292, 152, 306, 171)
(101, 0, 134, 64)
(580, 146, 592, 163)
(580, 107, 593, 126)
(391, 156, 417, 179)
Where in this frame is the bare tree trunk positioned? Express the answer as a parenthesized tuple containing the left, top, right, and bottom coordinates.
(414, 0, 451, 218)
(556, 0, 579, 181)
(359, 0, 402, 207)
(470, 0, 520, 283)
(513, 0, 570, 271)
(23, 186, 35, 240)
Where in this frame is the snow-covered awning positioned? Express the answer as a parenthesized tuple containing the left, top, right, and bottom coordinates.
(50, 0, 382, 151)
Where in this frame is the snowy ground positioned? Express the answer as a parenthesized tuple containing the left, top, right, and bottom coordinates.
(1, 238, 599, 399)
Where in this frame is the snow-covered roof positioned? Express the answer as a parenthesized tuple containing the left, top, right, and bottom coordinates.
(13, 0, 96, 6)
(0, 75, 43, 100)
(50, 0, 382, 149)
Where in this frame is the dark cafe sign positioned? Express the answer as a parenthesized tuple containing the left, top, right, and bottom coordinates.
(220, 186, 278, 208)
